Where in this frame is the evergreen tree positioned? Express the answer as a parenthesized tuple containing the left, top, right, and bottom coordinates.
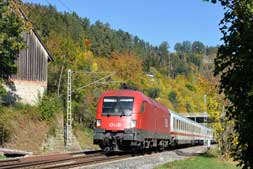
(192, 41, 205, 54)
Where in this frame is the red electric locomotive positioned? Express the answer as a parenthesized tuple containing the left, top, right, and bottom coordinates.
(93, 90, 172, 152)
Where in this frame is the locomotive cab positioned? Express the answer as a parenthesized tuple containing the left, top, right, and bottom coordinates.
(96, 96, 136, 129)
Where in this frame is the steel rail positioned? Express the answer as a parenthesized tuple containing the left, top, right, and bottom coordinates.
(41, 154, 133, 169)
(0, 151, 103, 169)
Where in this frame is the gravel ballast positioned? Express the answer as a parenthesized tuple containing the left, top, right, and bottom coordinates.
(78, 145, 212, 169)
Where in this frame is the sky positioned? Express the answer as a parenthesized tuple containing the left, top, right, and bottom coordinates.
(23, 0, 224, 49)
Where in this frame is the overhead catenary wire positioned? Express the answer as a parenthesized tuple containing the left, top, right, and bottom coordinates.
(56, 0, 73, 13)
(72, 71, 117, 92)
(43, 0, 73, 13)
(72, 70, 114, 74)
(44, 0, 52, 6)
(12, 0, 49, 36)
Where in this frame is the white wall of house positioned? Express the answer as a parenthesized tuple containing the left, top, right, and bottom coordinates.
(5, 79, 47, 105)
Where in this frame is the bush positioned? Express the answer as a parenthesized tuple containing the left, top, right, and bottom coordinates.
(185, 83, 196, 91)
(168, 91, 178, 106)
(0, 82, 7, 105)
(38, 94, 63, 121)
(0, 123, 11, 146)
(147, 87, 160, 99)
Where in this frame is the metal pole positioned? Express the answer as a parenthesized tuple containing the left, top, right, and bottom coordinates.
(1, 124, 3, 146)
(66, 69, 72, 146)
(204, 95, 207, 146)
(57, 66, 64, 97)
(204, 95, 207, 126)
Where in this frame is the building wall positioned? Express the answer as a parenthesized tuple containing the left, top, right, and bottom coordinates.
(9, 29, 51, 105)
(13, 30, 49, 82)
(10, 80, 47, 105)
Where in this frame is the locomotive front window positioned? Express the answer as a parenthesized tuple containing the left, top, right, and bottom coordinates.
(102, 97, 134, 116)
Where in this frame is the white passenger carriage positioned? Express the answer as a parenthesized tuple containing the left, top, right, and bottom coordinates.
(169, 110, 213, 145)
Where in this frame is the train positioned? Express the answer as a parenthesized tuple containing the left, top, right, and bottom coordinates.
(93, 90, 213, 152)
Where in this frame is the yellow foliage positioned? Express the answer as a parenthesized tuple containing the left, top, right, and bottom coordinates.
(92, 62, 98, 72)
(97, 52, 143, 88)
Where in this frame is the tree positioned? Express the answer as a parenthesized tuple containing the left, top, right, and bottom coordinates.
(158, 41, 170, 75)
(147, 87, 160, 99)
(182, 41, 192, 53)
(158, 41, 170, 64)
(168, 91, 178, 107)
(0, 0, 24, 79)
(192, 41, 205, 54)
(213, 0, 253, 168)
(174, 41, 191, 54)
(174, 42, 182, 53)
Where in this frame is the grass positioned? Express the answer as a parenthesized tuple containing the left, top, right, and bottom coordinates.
(155, 148, 239, 169)
(0, 104, 50, 154)
(74, 125, 99, 150)
(0, 155, 6, 160)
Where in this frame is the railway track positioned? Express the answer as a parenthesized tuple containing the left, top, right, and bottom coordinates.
(41, 153, 132, 169)
(0, 150, 107, 169)
(0, 145, 203, 169)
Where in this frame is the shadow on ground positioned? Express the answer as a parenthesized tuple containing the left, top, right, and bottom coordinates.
(175, 149, 216, 158)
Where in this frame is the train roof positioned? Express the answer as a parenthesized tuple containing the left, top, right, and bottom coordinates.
(170, 110, 213, 131)
(102, 90, 167, 109)
(101, 89, 145, 97)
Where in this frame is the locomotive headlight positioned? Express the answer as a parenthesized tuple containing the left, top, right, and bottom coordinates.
(96, 119, 102, 127)
(130, 120, 136, 128)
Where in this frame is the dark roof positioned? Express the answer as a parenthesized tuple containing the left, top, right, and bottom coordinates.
(32, 29, 54, 61)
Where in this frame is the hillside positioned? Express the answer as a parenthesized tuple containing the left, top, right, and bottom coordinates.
(0, 2, 223, 153)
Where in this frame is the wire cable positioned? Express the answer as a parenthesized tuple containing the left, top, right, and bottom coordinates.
(56, 0, 72, 13)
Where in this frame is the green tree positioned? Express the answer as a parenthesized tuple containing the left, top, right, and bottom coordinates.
(213, 0, 253, 168)
(192, 41, 205, 54)
(0, 0, 24, 79)
(158, 41, 170, 75)
(174, 41, 191, 54)
(147, 87, 160, 99)
(168, 91, 178, 107)
(174, 42, 183, 53)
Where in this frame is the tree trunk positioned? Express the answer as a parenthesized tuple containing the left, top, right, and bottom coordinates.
(249, 143, 253, 169)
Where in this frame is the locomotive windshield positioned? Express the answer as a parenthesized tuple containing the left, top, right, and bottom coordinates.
(102, 97, 134, 116)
